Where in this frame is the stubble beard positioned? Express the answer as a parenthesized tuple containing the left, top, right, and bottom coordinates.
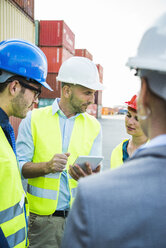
(11, 92, 29, 119)
(70, 94, 85, 114)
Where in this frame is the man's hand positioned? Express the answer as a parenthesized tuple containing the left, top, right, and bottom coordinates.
(68, 162, 101, 181)
(46, 153, 70, 174)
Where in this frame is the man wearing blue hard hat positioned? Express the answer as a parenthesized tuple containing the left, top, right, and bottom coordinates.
(0, 39, 52, 248)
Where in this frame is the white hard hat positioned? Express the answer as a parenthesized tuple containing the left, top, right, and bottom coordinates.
(57, 56, 104, 90)
(126, 13, 166, 72)
(126, 12, 166, 100)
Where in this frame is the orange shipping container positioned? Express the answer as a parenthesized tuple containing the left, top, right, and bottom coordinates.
(96, 64, 103, 83)
(75, 49, 93, 61)
(39, 20, 75, 54)
(40, 47, 73, 73)
(40, 73, 61, 99)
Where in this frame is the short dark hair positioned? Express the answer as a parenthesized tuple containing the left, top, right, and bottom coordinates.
(0, 81, 11, 93)
(0, 75, 26, 93)
(61, 82, 72, 88)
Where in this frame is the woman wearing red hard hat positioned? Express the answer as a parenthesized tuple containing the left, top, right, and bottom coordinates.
(110, 94, 148, 169)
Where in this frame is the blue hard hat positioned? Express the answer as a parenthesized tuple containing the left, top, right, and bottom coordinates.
(0, 39, 53, 91)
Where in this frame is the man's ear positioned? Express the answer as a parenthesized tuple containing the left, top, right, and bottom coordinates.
(62, 84, 72, 98)
(8, 80, 20, 96)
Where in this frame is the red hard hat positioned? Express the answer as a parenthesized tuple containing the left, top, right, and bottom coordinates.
(125, 95, 137, 110)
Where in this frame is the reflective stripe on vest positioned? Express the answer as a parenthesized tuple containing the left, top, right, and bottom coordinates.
(7, 228, 25, 248)
(110, 139, 128, 169)
(28, 106, 100, 215)
(27, 184, 58, 201)
(0, 127, 28, 247)
(0, 202, 23, 224)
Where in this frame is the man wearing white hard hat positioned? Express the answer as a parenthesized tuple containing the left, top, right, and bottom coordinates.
(16, 56, 103, 248)
(61, 13, 166, 248)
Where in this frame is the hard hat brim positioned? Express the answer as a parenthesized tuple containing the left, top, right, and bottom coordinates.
(0, 69, 53, 91)
(57, 76, 104, 91)
(40, 81, 53, 91)
(126, 57, 166, 73)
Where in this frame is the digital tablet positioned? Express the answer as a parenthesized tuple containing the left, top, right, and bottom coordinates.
(73, 155, 104, 171)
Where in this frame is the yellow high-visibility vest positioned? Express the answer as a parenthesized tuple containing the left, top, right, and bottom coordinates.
(0, 127, 28, 248)
(110, 139, 129, 169)
(27, 106, 101, 215)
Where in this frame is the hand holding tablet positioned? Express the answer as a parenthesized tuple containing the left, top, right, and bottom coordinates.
(73, 155, 104, 172)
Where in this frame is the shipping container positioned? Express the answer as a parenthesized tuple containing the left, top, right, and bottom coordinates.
(23, 0, 34, 19)
(75, 49, 93, 61)
(35, 20, 39, 45)
(40, 47, 73, 73)
(102, 107, 108, 115)
(10, 0, 34, 19)
(39, 20, 75, 54)
(86, 104, 97, 118)
(11, 0, 23, 8)
(39, 73, 61, 99)
(102, 107, 114, 115)
(0, 0, 35, 43)
(95, 91, 102, 105)
(96, 64, 103, 83)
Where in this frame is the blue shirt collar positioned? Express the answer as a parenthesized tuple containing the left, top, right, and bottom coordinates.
(52, 98, 85, 119)
(0, 107, 9, 127)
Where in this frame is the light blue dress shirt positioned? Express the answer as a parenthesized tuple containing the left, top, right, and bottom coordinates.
(16, 98, 102, 210)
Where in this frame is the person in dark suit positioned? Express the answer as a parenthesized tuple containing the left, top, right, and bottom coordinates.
(61, 12, 166, 248)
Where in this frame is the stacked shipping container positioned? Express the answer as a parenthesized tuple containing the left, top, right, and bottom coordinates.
(1, 0, 35, 137)
(75, 49, 93, 61)
(39, 20, 75, 53)
(11, 0, 34, 19)
(0, 0, 35, 42)
(38, 20, 75, 101)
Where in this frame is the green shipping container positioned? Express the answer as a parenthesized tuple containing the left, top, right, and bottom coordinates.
(38, 98, 55, 108)
(35, 20, 39, 46)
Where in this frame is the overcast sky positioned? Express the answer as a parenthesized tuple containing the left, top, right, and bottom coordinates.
(35, 0, 166, 107)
